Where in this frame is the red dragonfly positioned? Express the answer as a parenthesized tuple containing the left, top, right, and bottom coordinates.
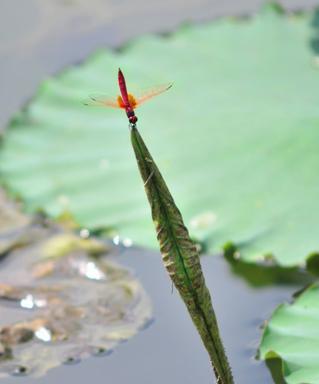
(88, 69, 172, 125)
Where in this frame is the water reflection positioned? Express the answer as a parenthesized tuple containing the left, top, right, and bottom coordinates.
(20, 294, 47, 309)
(35, 327, 52, 342)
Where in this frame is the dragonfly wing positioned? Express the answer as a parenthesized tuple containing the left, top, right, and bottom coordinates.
(134, 83, 173, 107)
(85, 94, 122, 108)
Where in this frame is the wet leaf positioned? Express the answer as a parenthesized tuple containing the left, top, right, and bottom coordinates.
(0, 192, 151, 378)
(1, 8, 319, 265)
(259, 283, 319, 384)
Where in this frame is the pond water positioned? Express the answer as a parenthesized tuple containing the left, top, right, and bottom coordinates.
(0, 239, 305, 384)
(0, 0, 317, 383)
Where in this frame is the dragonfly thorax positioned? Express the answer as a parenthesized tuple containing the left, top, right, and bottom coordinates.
(117, 94, 137, 109)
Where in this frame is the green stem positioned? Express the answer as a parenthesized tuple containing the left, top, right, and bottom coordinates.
(130, 125, 234, 384)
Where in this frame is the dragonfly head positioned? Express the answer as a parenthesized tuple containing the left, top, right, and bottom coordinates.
(127, 109, 138, 125)
(129, 115, 138, 125)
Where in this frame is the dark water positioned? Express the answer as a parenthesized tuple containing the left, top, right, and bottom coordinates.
(0, 1, 318, 383)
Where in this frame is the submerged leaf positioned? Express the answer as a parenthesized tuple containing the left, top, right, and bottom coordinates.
(1, 8, 319, 265)
(41, 233, 108, 259)
(259, 284, 319, 384)
(0, 198, 151, 378)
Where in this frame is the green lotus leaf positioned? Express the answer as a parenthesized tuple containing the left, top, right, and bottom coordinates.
(259, 283, 319, 384)
(1, 7, 319, 265)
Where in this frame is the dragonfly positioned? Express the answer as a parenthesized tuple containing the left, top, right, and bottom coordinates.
(87, 69, 172, 126)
